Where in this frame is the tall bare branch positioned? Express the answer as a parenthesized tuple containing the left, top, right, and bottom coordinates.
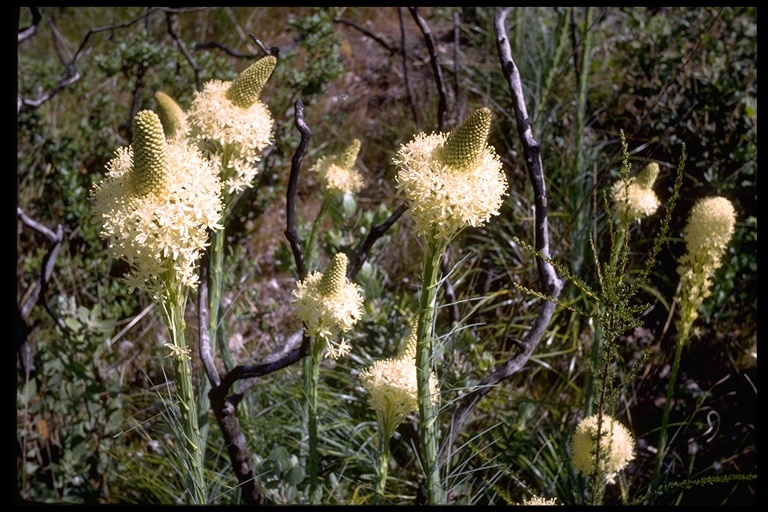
(409, 7, 448, 132)
(439, 6, 564, 466)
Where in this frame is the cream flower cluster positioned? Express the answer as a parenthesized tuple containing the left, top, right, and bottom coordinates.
(292, 253, 364, 359)
(186, 56, 276, 196)
(90, 110, 223, 299)
(311, 138, 364, 196)
(522, 495, 558, 505)
(570, 414, 635, 484)
(676, 196, 736, 326)
(393, 107, 508, 242)
(611, 161, 661, 221)
(359, 325, 438, 438)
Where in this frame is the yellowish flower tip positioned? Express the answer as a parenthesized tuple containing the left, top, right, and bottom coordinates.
(636, 161, 660, 189)
(131, 110, 168, 196)
(154, 91, 186, 140)
(570, 414, 635, 484)
(611, 161, 661, 221)
(398, 323, 418, 360)
(319, 252, 349, 296)
(441, 107, 491, 169)
(226, 55, 277, 108)
(337, 138, 361, 170)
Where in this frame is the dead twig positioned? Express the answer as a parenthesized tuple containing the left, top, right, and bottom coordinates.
(438, 7, 564, 466)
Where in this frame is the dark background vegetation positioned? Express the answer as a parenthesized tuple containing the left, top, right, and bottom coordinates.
(16, 6, 756, 505)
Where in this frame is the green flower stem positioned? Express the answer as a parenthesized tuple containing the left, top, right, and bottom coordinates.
(415, 237, 447, 505)
(306, 195, 332, 270)
(164, 284, 207, 504)
(373, 419, 391, 505)
(650, 319, 690, 498)
(305, 336, 326, 504)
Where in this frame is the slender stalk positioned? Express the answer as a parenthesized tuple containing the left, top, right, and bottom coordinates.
(163, 282, 207, 504)
(305, 336, 326, 504)
(415, 236, 447, 504)
(373, 421, 391, 505)
(650, 319, 689, 498)
(306, 195, 332, 271)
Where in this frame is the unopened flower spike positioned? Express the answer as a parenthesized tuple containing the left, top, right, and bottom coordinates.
(154, 91, 187, 141)
(635, 161, 660, 189)
(441, 107, 491, 169)
(131, 110, 168, 196)
(319, 252, 348, 296)
(399, 323, 418, 360)
(611, 160, 661, 221)
(337, 138, 361, 170)
(226, 55, 277, 108)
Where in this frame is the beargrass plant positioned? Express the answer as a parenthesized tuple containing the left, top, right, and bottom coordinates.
(180, 55, 276, 450)
(392, 107, 508, 504)
(90, 110, 224, 503)
(291, 252, 364, 503)
(648, 195, 737, 500)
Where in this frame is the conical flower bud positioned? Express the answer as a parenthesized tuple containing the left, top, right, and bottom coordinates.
(636, 162, 660, 189)
(154, 91, 186, 140)
(442, 107, 492, 169)
(226, 55, 277, 108)
(132, 110, 168, 196)
(337, 138, 361, 170)
(399, 323, 418, 360)
(319, 253, 348, 296)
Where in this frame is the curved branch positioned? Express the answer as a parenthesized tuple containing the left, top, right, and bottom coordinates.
(439, 6, 564, 466)
(335, 17, 399, 55)
(164, 10, 202, 92)
(284, 99, 311, 281)
(197, 253, 220, 388)
(17, 6, 41, 43)
(16, 208, 66, 378)
(398, 7, 421, 131)
(348, 201, 408, 280)
(409, 7, 448, 132)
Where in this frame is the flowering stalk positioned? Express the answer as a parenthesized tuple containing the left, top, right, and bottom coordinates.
(292, 253, 364, 503)
(305, 333, 325, 504)
(414, 236, 446, 503)
(306, 138, 364, 270)
(90, 109, 223, 503)
(392, 107, 508, 504)
(650, 196, 736, 496)
(359, 325, 436, 504)
(160, 283, 207, 504)
(181, 58, 276, 450)
(374, 423, 391, 504)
